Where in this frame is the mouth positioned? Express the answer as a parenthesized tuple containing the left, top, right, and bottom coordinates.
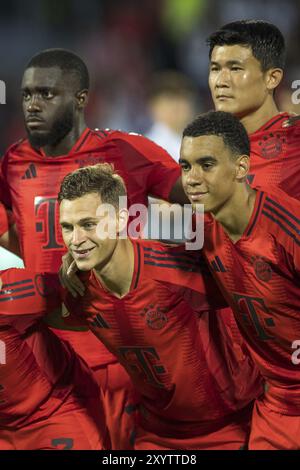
(72, 247, 95, 260)
(186, 192, 208, 202)
(216, 95, 233, 100)
(26, 119, 45, 129)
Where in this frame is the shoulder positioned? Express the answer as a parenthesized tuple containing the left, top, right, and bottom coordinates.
(261, 188, 300, 245)
(139, 239, 207, 286)
(91, 128, 175, 161)
(4, 138, 29, 158)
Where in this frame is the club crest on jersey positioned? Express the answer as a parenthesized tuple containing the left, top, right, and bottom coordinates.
(141, 304, 168, 330)
(252, 256, 272, 282)
(259, 133, 283, 159)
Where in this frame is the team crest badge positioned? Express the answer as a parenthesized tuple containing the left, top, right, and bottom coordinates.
(252, 256, 272, 282)
(259, 133, 283, 159)
(142, 304, 168, 330)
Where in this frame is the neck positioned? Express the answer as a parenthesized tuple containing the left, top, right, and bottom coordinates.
(239, 97, 279, 134)
(212, 184, 257, 242)
(94, 238, 134, 298)
(43, 115, 87, 157)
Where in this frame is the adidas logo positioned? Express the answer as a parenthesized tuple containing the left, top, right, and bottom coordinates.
(21, 163, 37, 179)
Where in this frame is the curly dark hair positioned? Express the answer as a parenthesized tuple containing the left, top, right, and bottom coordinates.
(207, 20, 285, 71)
(183, 111, 250, 157)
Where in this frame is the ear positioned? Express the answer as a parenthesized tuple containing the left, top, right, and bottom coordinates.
(117, 208, 129, 237)
(75, 89, 89, 109)
(265, 68, 283, 92)
(235, 155, 250, 180)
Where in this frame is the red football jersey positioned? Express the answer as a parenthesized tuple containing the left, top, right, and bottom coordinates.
(65, 239, 262, 438)
(0, 268, 92, 428)
(0, 202, 8, 237)
(203, 188, 300, 415)
(0, 128, 180, 368)
(0, 128, 180, 271)
(249, 112, 300, 199)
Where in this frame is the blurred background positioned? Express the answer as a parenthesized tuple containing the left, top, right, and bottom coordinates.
(1, 0, 300, 268)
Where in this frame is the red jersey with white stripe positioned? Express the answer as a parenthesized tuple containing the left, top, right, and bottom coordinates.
(249, 112, 300, 199)
(204, 188, 300, 415)
(0, 268, 91, 428)
(65, 239, 262, 438)
(0, 129, 180, 368)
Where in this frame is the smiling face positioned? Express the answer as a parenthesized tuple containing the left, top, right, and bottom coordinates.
(180, 134, 245, 214)
(209, 45, 270, 119)
(59, 192, 119, 272)
(21, 66, 77, 148)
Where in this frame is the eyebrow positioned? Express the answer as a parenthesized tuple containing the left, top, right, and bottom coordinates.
(79, 217, 98, 223)
(21, 86, 56, 92)
(179, 156, 217, 164)
(210, 60, 244, 66)
(60, 217, 98, 226)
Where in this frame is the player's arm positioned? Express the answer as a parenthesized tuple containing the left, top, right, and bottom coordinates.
(0, 203, 21, 256)
(114, 131, 189, 205)
(44, 303, 88, 332)
(0, 223, 21, 257)
(0, 269, 61, 316)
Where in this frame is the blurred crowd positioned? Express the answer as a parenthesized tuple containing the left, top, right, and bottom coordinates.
(1, 0, 300, 152)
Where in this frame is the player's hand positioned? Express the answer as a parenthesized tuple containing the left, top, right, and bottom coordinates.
(282, 113, 300, 127)
(59, 252, 85, 298)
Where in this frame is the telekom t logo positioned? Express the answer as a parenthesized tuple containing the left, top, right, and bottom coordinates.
(0, 340, 6, 364)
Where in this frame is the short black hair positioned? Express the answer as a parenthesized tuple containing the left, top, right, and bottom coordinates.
(25, 48, 89, 90)
(207, 20, 285, 71)
(183, 111, 250, 157)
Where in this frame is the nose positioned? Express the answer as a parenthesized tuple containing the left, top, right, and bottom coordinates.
(71, 227, 86, 246)
(185, 167, 203, 187)
(215, 68, 230, 89)
(27, 95, 42, 113)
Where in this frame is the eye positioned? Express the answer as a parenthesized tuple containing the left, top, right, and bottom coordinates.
(61, 225, 73, 232)
(42, 90, 54, 99)
(231, 66, 243, 71)
(22, 91, 31, 101)
(202, 162, 214, 171)
(179, 162, 190, 172)
(83, 222, 96, 230)
(210, 65, 219, 72)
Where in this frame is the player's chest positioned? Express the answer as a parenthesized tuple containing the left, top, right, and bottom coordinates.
(79, 283, 194, 344)
(206, 231, 281, 295)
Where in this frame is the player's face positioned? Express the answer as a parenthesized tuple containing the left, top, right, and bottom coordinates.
(60, 193, 119, 272)
(180, 134, 238, 214)
(22, 66, 75, 148)
(209, 45, 269, 118)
